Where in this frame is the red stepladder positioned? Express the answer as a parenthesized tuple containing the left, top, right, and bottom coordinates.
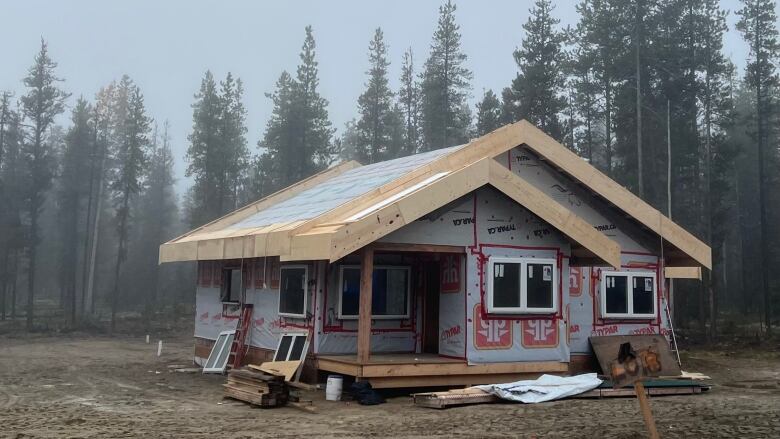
(228, 304, 254, 369)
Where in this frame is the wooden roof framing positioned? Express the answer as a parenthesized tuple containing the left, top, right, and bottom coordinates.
(159, 120, 710, 269)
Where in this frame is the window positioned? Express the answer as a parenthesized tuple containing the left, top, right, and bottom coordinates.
(278, 266, 307, 318)
(220, 268, 242, 303)
(338, 265, 411, 319)
(486, 257, 557, 314)
(202, 330, 235, 374)
(600, 271, 656, 318)
(273, 333, 309, 361)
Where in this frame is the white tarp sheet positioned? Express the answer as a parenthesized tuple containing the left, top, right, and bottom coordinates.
(476, 373, 602, 403)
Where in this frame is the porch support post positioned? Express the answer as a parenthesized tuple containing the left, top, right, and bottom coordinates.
(357, 246, 374, 364)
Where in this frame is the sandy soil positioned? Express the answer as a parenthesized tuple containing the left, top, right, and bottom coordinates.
(1, 333, 779, 438)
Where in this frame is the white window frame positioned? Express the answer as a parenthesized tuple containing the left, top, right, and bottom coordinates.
(202, 330, 235, 374)
(337, 265, 412, 320)
(278, 265, 308, 318)
(600, 271, 657, 319)
(273, 332, 310, 362)
(486, 257, 558, 314)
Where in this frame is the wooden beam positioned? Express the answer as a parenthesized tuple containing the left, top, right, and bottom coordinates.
(664, 266, 702, 280)
(159, 160, 361, 263)
(518, 120, 711, 269)
(488, 160, 622, 269)
(361, 359, 568, 378)
(327, 159, 490, 261)
(357, 246, 374, 364)
(367, 373, 543, 389)
(372, 242, 466, 254)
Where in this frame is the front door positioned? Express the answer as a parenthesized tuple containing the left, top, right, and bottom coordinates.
(422, 261, 440, 354)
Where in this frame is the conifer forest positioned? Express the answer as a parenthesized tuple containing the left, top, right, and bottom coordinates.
(1, 0, 779, 342)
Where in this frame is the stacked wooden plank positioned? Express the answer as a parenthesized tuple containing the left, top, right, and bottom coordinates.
(413, 387, 499, 409)
(223, 368, 289, 408)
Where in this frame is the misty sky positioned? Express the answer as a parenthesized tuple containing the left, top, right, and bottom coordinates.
(0, 0, 769, 193)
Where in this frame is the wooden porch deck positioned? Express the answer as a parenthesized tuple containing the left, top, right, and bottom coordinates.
(316, 353, 569, 388)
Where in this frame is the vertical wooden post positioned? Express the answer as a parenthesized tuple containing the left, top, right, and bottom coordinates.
(634, 381, 660, 439)
(357, 246, 374, 364)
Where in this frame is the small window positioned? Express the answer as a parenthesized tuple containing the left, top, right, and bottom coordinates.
(273, 333, 309, 361)
(202, 330, 235, 374)
(220, 268, 242, 303)
(486, 257, 557, 314)
(338, 265, 411, 319)
(601, 271, 656, 318)
(279, 265, 307, 318)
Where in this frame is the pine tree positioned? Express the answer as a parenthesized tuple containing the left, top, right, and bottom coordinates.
(419, 0, 473, 151)
(574, 0, 626, 174)
(354, 28, 403, 163)
(570, 26, 602, 164)
(294, 25, 335, 174)
(58, 98, 93, 325)
(699, 0, 736, 340)
(398, 48, 421, 154)
(0, 95, 25, 320)
(736, 0, 779, 334)
(135, 120, 177, 328)
(19, 39, 69, 330)
(218, 73, 249, 212)
(109, 77, 150, 332)
(475, 89, 502, 136)
(256, 26, 335, 195)
(255, 71, 297, 196)
(186, 71, 223, 227)
(502, 0, 568, 141)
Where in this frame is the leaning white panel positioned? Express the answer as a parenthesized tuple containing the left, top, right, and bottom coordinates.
(203, 330, 235, 374)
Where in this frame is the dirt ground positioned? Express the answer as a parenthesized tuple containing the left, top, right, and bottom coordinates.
(1, 333, 779, 438)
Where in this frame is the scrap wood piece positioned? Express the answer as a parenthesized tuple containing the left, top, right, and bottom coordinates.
(288, 401, 317, 414)
(674, 371, 711, 381)
(248, 360, 302, 381)
(286, 380, 318, 391)
(412, 387, 499, 409)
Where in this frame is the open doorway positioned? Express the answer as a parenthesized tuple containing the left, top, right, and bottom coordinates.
(421, 261, 440, 354)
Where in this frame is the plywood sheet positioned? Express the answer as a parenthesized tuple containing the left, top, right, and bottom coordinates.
(589, 335, 681, 378)
(248, 360, 303, 382)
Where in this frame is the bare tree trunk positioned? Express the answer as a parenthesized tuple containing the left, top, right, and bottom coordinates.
(0, 248, 8, 321)
(111, 191, 130, 333)
(86, 133, 107, 316)
(26, 211, 37, 331)
(80, 107, 100, 317)
(10, 249, 17, 318)
(635, 1, 644, 198)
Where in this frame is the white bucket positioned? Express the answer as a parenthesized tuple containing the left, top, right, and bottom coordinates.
(325, 375, 343, 401)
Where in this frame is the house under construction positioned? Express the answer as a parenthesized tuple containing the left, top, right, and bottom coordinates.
(159, 120, 709, 388)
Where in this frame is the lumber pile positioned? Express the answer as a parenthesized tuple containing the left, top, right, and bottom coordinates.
(223, 368, 289, 408)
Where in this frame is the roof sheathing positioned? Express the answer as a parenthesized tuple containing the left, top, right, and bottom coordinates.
(227, 146, 458, 230)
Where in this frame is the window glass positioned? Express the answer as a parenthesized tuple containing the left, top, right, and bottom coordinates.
(274, 335, 292, 361)
(605, 275, 628, 314)
(213, 332, 234, 370)
(279, 267, 306, 316)
(340, 268, 361, 316)
(339, 266, 410, 318)
(526, 263, 554, 309)
(492, 262, 521, 308)
(289, 335, 307, 361)
(220, 268, 241, 302)
(632, 276, 655, 315)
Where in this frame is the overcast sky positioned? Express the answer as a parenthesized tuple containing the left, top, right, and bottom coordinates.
(0, 0, 769, 193)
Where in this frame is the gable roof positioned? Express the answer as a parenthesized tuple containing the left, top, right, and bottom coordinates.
(160, 120, 711, 269)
